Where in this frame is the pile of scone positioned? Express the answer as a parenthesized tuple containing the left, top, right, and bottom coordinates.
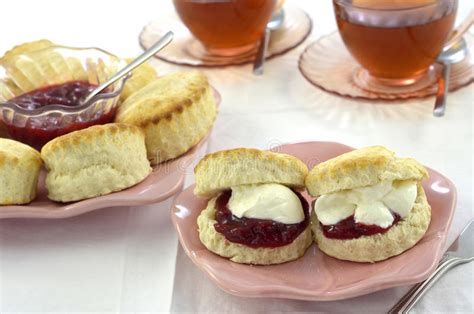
(194, 146, 431, 264)
(0, 40, 218, 205)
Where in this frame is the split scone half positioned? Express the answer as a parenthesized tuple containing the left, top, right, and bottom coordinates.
(195, 148, 312, 265)
(0, 138, 42, 205)
(41, 123, 152, 202)
(115, 71, 218, 165)
(306, 146, 431, 263)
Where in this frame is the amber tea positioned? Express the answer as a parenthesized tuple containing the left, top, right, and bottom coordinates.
(334, 0, 457, 83)
(173, 0, 276, 56)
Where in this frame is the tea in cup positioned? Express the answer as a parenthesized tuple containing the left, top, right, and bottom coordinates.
(333, 0, 457, 89)
(173, 0, 276, 56)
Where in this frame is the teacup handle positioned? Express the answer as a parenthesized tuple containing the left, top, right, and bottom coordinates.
(445, 9, 474, 49)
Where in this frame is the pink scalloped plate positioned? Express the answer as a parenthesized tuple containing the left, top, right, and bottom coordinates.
(171, 141, 457, 301)
(0, 89, 221, 220)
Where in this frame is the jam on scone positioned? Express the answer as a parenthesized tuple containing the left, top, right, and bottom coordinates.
(194, 148, 312, 265)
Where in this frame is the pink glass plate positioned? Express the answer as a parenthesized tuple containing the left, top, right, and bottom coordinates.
(0, 89, 221, 220)
(171, 141, 457, 301)
(298, 31, 474, 100)
(139, 6, 312, 67)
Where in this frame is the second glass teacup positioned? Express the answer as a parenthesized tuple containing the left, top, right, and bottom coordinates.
(173, 0, 276, 57)
(333, 0, 458, 92)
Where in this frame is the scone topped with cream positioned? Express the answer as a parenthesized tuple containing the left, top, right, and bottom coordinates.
(195, 148, 312, 265)
(306, 146, 431, 263)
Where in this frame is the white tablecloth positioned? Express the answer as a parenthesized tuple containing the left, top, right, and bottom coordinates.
(0, 1, 473, 312)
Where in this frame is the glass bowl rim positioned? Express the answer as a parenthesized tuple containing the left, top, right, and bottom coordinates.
(0, 45, 128, 117)
(333, 0, 456, 12)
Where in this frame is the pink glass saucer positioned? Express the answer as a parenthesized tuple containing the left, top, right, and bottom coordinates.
(299, 32, 474, 100)
(0, 89, 221, 220)
(139, 6, 312, 67)
(171, 141, 457, 301)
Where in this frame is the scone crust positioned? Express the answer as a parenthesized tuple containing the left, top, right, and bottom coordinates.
(119, 58, 157, 101)
(194, 148, 309, 197)
(305, 146, 428, 196)
(42, 123, 142, 153)
(312, 184, 431, 263)
(0, 138, 42, 204)
(41, 123, 152, 202)
(198, 197, 312, 265)
(116, 71, 217, 164)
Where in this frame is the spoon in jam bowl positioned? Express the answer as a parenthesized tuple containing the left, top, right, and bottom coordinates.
(82, 31, 174, 105)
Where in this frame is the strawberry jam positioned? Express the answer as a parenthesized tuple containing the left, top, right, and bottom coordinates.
(3, 81, 115, 149)
(6, 81, 97, 110)
(214, 190, 310, 248)
(321, 213, 401, 240)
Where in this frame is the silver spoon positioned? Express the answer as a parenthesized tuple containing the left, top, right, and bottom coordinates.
(82, 31, 174, 105)
(252, 9, 285, 75)
(433, 38, 468, 117)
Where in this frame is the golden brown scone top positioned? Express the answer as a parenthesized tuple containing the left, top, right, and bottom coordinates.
(41, 123, 144, 155)
(305, 146, 428, 196)
(194, 148, 309, 197)
(116, 71, 209, 126)
(0, 138, 42, 167)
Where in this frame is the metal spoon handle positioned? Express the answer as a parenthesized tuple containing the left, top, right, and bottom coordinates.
(253, 28, 271, 75)
(83, 31, 174, 104)
(433, 62, 451, 117)
(389, 258, 461, 313)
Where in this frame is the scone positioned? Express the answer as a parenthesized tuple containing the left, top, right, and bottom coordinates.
(115, 71, 217, 165)
(41, 123, 152, 202)
(0, 138, 42, 204)
(0, 39, 54, 63)
(195, 148, 312, 265)
(306, 146, 431, 263)
(120, 58, 158, 102)
(0, 39, 57, 98)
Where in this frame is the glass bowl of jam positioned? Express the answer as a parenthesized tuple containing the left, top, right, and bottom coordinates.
(0, 46, 128, 149)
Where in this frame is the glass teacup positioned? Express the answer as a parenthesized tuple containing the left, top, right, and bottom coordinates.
(173, 0, 276, 57)
(333, 0, 458, 92)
